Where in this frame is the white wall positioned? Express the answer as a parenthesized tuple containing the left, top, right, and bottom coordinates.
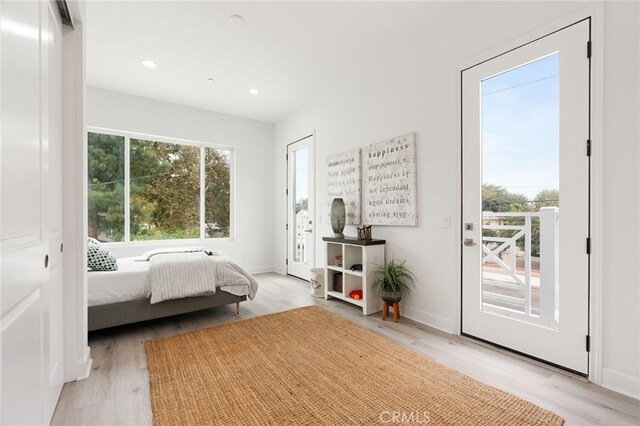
(87, 87, 276, 273)
(600, 1, 640, 399)
(274, 1, 639, 398)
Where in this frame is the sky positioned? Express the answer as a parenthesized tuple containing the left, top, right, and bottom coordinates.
(295, 147, 308, 209)
(482, 53, 560, 200)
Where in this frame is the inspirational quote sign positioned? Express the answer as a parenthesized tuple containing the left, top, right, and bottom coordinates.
(326, 148, 361, 224)
(362, 133, 417, 226)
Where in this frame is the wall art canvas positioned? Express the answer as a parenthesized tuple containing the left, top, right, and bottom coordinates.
(326, 148, 361, 224)
(362, 132, 417, 226)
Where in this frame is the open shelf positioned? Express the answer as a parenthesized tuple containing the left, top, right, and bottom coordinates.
(326, 242, 343, 268)
(322, 238, 385, 316)
(326, 290, 364, 307)
(327, 270, 344, 294)
(344, 244, 363, 270)
(344, 272, 362, 295)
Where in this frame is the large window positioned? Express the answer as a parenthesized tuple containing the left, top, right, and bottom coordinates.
(88, 130, 232, 242)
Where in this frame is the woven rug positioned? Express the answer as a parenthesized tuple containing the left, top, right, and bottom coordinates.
(145, 306, 564, 425)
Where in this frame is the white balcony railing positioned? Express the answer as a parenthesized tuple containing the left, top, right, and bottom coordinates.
(295, 210, 308, 263)
(482, 207, 559, 328)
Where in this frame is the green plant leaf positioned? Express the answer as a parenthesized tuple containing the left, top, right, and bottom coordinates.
(372, 259, 416, 295)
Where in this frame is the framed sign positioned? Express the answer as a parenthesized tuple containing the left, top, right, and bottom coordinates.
(326, 148, 361, 224)
(362, 133, 417, 226)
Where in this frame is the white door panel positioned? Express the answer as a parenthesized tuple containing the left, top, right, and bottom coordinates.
(1, 0, 43, 242)
(462, 20, 590, 373)
(1, 240, 46, 314)
(0, 290, 43, 425)
(287, 136, 315, 281)
(1, 0, 65, 423)
(1, 0, 46, 314)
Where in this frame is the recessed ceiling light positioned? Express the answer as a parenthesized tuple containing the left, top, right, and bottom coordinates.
(229, 14, 245, 25)
(141, 59, 157, 69)
(248, 88, 259, 95)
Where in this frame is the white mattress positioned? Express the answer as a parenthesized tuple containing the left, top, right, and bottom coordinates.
(88, 257, 151, 306)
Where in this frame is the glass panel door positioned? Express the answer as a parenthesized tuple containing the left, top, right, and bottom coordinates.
(462, 20, 590, 374)
(287, 136, 314, 280)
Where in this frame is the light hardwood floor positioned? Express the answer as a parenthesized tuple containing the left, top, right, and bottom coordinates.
(52, 273, 640, 425)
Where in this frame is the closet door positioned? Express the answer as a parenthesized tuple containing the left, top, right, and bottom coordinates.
(42, 1, 65, 421)
(1, 1, 50, 423)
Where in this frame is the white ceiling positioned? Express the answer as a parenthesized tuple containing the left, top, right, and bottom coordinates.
(86, 1, 463, 123)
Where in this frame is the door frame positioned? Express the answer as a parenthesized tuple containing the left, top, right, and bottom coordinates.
(285, 131, 316, 280)
(454, 3, 604, 382)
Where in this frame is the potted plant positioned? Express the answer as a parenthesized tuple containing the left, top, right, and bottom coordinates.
(372, 259, 416, 303)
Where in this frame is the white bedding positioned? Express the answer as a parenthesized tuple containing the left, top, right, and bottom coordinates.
(88, 254, 259, 307)
(88, 257, 151, 306)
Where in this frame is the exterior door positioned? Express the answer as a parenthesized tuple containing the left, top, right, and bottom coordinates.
(287, 135, 315, 280)
(462, 20, 590, 374)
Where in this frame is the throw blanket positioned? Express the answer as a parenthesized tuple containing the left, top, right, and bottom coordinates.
(149, 252, 259, 304)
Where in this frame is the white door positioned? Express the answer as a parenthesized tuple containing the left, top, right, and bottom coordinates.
(43, 1, 65, 420)
(287, 135, 315, 280)
(1, 1, 65, 423)
(1, 0, 48, 424)
(462, 20, 590, 374)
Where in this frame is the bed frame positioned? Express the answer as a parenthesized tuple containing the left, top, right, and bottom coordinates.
(88, 291, 246, 332)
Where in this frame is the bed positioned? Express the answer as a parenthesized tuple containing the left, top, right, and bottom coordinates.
(88, 252, 258, 331)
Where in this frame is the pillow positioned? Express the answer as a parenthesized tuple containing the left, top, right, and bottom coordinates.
(136, 247, 206, 261)
(87, 238, 118, 271)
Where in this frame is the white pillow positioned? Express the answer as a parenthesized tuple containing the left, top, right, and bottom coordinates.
(136, 247, 206, 261)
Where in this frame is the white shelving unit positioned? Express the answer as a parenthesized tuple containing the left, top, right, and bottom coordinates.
(323, 237, 385, 315)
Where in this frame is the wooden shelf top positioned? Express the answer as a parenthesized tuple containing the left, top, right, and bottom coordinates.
(322, 236, 386, 246)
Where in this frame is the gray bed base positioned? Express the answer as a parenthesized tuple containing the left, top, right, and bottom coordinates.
(88, 291, 246, 332)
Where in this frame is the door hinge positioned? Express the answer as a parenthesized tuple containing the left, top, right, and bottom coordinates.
(286, 223, 288, 231)
(285, 258, 288, 265)
(286, 188, 288, 195)
(587, 41, 592, 59)
(586, 237, 591, 254)
(286, 153, 289, 161)
(587, 139, 592, 156)
(586, 335, 591, 352)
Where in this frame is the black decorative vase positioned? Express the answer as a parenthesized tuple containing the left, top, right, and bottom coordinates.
(330, 198, 346, 238)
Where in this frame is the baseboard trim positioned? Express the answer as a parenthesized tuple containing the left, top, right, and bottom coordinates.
(601, 368, 640, 400)
(75, 346, 92, 381)
(246, 265, 281, 274)
(401, 305, 455, 334)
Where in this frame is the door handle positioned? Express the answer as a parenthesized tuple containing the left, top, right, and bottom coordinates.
(463, 238, 477, 247)
(304, 229, 313, 233)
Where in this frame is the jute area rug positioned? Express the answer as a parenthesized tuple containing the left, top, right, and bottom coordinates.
(145, 305, 564, 425)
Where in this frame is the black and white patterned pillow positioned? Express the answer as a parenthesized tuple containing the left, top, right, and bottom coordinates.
(87, 238, 118, 271)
